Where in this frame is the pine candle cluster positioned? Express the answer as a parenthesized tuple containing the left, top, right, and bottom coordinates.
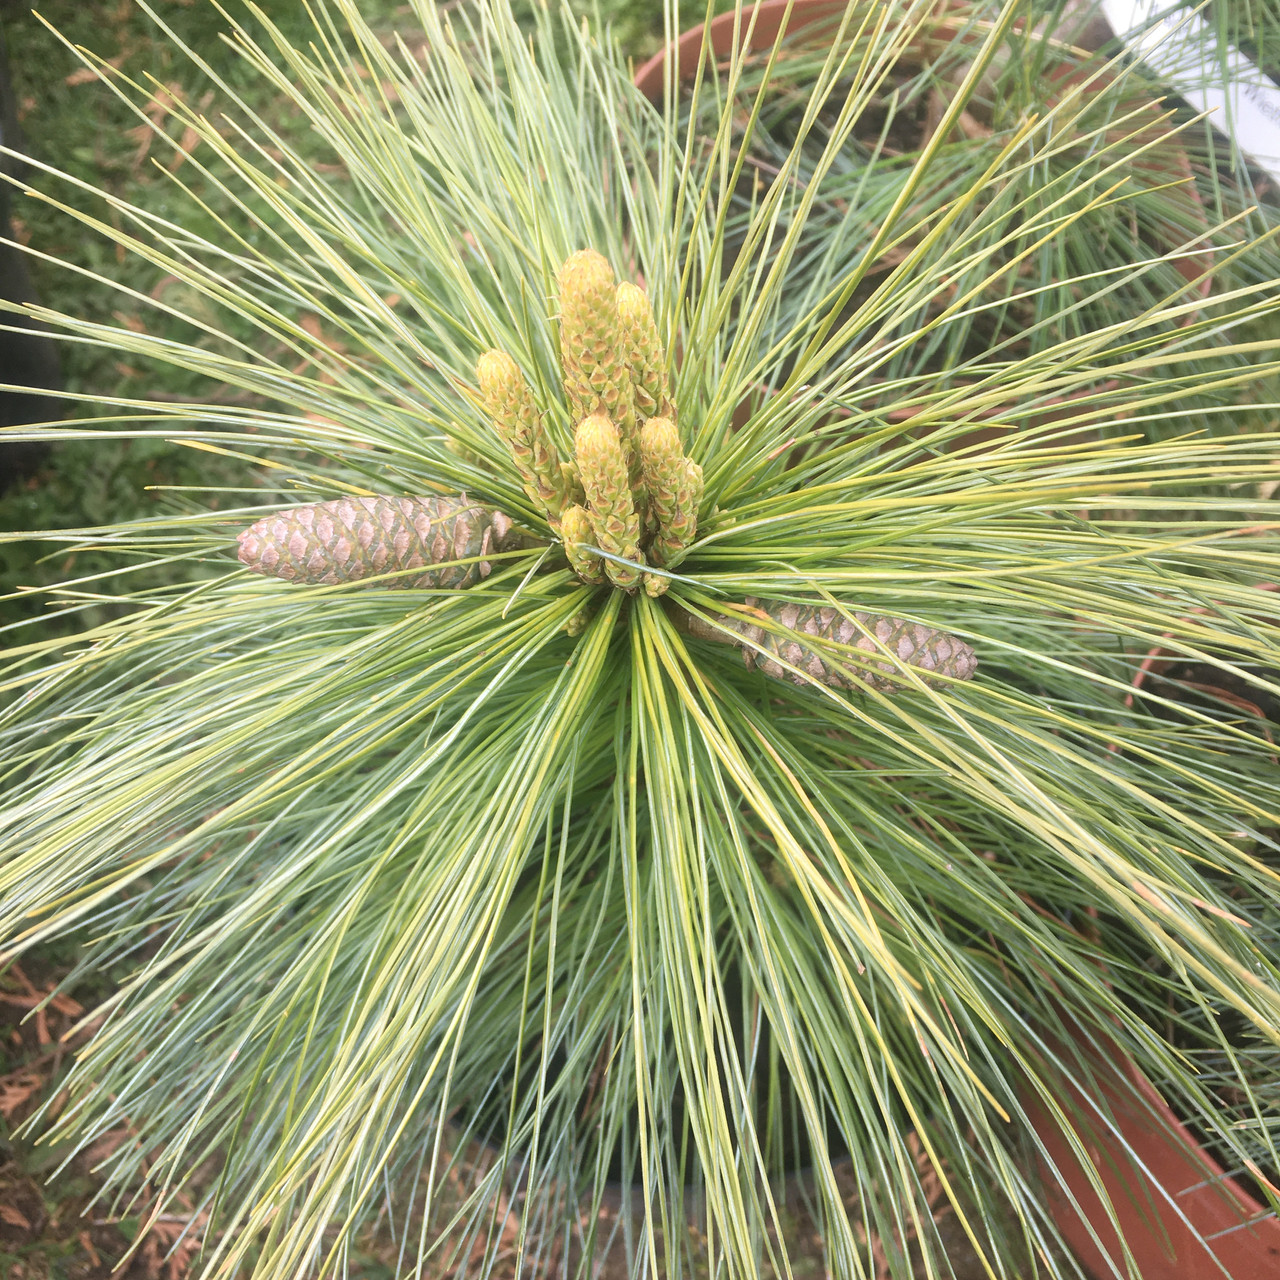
(234, 249, 975, 694)
(477, 249, 700, 597)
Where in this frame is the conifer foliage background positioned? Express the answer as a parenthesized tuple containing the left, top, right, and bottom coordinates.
(2, 0, 1280, 1276)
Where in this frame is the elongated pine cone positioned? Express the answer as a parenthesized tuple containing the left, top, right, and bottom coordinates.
(659, 458, 702, 563)
(639, 416, 700, 566)
(560, 503, 605, 585)
(638, 417, 681, 530)
(237, 495, 527, 590)
(574, 413, 643, 590)
(558, 250, 634, 440)
(683, 598, 976, 693)
(617, 282, 670, 419)
(476, 350, 572, 519)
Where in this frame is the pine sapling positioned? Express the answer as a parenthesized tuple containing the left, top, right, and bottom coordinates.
(237, 495, 529, 590)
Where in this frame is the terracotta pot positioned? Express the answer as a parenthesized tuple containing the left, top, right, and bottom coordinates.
(633, 0, 847, 98)
(1022, 1025, 1280, 1278)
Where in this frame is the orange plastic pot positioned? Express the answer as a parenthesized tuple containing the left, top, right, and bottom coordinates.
(1023, 1026, 1280, 1278)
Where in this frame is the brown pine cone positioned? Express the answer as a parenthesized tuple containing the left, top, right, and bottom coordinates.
(236, 495, 528, 590)
(680, 597, 976, 693)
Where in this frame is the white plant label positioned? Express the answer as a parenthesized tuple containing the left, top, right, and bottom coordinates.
(1101, 0, 1280, 184)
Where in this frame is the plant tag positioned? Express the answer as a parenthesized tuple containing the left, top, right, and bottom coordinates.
(1101, 0, 1280, 184)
